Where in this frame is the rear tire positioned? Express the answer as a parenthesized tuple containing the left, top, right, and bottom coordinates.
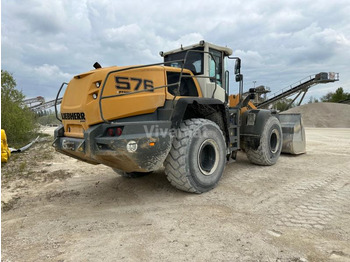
(246, 116, 282, 166)
(112, 169, 152, 178)
(164, 119, 226, 193)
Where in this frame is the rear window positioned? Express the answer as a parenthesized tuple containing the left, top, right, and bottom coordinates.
(164, 47, 204, 75)
(167, 72, 198, 97)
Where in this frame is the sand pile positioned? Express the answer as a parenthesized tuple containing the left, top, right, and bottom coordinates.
(283, 102, 350, 128)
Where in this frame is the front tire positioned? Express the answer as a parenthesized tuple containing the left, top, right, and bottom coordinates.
(164, 119, 226, 193)
(245, 116, 282, 166)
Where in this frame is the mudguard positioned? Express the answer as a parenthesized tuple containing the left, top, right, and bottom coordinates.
(240, 109, 278, 150)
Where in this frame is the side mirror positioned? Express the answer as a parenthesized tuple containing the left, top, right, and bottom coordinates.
(234, 58, 241, 75)
(235, 74, 243, 82)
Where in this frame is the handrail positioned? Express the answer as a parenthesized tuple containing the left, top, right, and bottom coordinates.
(266, 74, 316, 100)
(180, 50, 218, 99)
(98, 50, 218, 123)
(55, 82, 68, 122)
(98, 60, 185, 123)
(265, 72, 339, 100)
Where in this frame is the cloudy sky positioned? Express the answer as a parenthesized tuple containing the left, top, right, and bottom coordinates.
(2, 0, 350, 103)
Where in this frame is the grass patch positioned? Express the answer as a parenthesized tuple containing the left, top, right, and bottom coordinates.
(19, 161, 27, 172)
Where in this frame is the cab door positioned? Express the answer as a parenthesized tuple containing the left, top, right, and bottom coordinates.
(208, 48, 226, 102)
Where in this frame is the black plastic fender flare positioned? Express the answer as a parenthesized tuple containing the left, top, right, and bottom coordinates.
(240, 109, 280, 150)
(170, 98, 226, 129)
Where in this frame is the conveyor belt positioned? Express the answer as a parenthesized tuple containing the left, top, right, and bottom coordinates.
(257, 72, 339, 108)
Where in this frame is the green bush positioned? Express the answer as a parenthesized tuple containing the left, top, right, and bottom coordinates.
(37, 111, 61, 126)
(273, 98, 295, 112)
(1, 70, 38, 147)
(321, 87, 350, 102)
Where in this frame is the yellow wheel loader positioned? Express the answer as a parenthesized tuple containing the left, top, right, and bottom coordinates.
(54, 41, 305, 193)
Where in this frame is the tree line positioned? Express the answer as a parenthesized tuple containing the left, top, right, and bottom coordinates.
(273, 87, 349, 111)
(1, 70, 59, 147)
(319, 87, 350, 103)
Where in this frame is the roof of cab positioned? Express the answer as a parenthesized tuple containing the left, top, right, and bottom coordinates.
(161, 40, 233, 57)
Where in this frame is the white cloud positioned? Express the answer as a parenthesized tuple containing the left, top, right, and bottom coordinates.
(2, 0, 349, 100)
(33, 64, 71, 79)
(235, 50, 264, 68)
(104, 24, 142, 43)
(48, 43, 68, 52)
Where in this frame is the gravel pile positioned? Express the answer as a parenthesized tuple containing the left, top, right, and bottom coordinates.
(283, 102, 350, 128)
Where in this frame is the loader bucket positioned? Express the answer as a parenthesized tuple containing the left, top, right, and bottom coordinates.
(279, 113, 306, 154)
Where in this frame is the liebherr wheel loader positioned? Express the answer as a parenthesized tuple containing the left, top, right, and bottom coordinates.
(54, 41, 305, 193)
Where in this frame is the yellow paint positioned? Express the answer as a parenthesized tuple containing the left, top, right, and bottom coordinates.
(1, 129, 11, 163)
(229, 94, 257, 114)
(61, 66, 201, 137)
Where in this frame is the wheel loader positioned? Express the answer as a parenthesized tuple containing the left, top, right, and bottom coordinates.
(53, 40, 305, 193)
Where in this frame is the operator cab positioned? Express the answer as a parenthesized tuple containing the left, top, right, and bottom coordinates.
(161, 40, 232, 102)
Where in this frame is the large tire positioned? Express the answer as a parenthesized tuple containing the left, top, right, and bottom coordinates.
(164, 118, 226, 193)
(246, 116, 282, 166)
(112, 169, 152, 178)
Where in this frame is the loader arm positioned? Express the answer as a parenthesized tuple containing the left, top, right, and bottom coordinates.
(229, 94, 306, 154)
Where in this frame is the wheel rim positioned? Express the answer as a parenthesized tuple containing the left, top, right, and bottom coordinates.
(198, 139, 220, 176)
(270, 128, 280, 154)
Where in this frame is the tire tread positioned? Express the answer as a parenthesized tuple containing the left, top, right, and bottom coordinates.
(245, 117, 282, 166)
(164, 118, 224, 193)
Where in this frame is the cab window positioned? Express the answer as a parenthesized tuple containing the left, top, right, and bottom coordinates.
(164, 47, 204, 75)
(209, 48, 223, 87)
(166, 72, 198, 97)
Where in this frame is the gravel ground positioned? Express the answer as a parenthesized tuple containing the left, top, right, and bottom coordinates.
(1, 128, 350, 262)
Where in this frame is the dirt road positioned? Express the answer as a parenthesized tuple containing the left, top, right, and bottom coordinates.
(1, 128, 350, 262)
